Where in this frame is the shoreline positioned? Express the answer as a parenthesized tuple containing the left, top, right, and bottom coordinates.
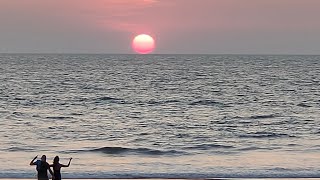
(1, 178, 320, 180)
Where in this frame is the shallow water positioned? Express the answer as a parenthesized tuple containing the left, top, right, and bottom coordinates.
(0, 54, 319, 178)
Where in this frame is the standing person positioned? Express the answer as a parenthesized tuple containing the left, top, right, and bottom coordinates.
(30, 155, 54, 180)
(50, 156, 72, 180)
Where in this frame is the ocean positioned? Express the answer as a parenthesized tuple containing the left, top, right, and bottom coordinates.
(0, 54, 319, 179)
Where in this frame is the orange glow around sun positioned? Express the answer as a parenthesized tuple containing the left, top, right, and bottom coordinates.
(132, 34, 155, 54)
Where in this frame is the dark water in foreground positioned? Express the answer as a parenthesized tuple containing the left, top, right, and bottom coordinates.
(0, 54, 319, 178)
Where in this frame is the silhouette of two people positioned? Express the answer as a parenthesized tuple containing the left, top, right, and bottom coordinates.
(30, 155, 72, 180)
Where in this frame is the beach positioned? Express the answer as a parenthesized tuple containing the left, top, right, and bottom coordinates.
(0, 178, 320, 180)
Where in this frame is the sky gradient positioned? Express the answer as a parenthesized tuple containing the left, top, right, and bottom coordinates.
(1, 0, 320, 54)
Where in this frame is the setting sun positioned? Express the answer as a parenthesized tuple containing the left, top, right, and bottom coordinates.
(132, 34, 155, 54)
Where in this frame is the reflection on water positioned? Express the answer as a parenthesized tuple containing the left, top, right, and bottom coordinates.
(0, 54, 319, 178)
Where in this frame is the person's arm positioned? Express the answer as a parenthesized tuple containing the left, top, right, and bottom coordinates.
(29, 155, 38, 165)
(61, 158, 72, 167)
(47, 164, 55, 180)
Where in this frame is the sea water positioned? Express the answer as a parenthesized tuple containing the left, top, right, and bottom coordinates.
(0, 54, 319, 178)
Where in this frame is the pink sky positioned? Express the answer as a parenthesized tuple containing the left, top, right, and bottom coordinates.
(1, 0, 320, 54)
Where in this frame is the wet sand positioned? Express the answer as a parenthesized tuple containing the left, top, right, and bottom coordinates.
(1, 178, 320, 180)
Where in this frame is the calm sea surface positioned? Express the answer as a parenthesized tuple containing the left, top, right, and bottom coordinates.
(0, 54, 319, 178)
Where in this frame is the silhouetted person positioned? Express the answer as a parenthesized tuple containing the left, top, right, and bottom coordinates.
(50, 156, 72, 180)
(30, 155, 54, 180)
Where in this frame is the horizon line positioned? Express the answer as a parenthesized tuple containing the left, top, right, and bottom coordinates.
(1, 52, 320, 56)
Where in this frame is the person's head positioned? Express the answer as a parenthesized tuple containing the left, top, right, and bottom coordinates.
(53, 156, 59, 165)
(41, 155, 46, 162)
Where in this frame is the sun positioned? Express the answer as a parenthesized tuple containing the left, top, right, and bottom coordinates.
(132, 34, 155, 54)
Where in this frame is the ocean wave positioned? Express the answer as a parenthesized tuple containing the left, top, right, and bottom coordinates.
(6, 146, 36, 152)
(13, 97, 27, 101)
(69, 112, 83, 116)
(239, 132, 293, 138)
(248, 114, 277, 119)
(297, 103, 312, 107)
(238, 146, 278, 151)
(45, 116, 74, 120)
(95, 96, 128, 104)
(97, 96, 121, 101)
(189, 100, 225, 106)
(146, 99, 180, 105)
(185, 144, 234, 150)
(12, 111, 25, 116)
(68, 146, 186, 156)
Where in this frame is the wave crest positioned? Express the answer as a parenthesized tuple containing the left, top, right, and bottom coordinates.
(70, 146, 186, 156)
